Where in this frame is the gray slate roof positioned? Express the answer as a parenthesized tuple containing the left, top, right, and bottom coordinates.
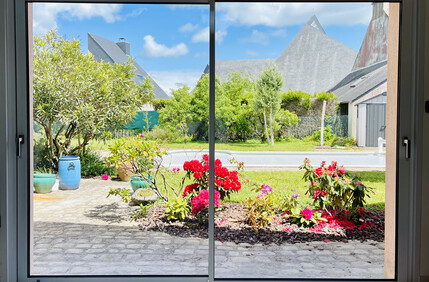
(88, 33, 169, 100)
(206, 15, 357, 94)
(328, 60, 387, 103)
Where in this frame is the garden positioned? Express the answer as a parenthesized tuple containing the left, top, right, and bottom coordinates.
(32, 30, 384, 247)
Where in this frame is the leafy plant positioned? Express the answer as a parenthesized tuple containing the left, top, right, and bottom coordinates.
(314, 92, 337, 101)
(164, 197, 191, 221)
(300, 159, 374, 212)
(305, 125, 336, 142)
(130, 203, 152, 222)
(330, 136, 357, 147)
(282, 90, 312, 110)
(79, 150, 115, 177)
(244, 195, 276, 228)
(287, 207, 327, 227)
(107, 188, 131, 203)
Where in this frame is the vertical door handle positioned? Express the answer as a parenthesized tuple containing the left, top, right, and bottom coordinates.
(17, 135, 24, 158)
(403, 137, 410, 159)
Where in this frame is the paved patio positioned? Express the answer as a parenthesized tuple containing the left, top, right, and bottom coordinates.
(33, 178, 385, 278)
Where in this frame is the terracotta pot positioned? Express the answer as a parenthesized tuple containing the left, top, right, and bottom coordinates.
(117, 162, 134, 182)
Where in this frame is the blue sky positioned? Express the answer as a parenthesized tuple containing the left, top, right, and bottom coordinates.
(33, 3, 376, 94)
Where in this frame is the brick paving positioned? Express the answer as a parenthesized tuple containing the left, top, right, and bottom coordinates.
(32, 178, 385, 278)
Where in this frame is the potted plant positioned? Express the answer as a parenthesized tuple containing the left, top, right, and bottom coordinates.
(105, 139, 135, 181)
(33, 168, 56, 194)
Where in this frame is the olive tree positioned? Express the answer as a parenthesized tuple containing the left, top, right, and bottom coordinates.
(33, 30, 154, 168)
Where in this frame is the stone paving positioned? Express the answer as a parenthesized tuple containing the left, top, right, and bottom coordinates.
(33, 178, 385, 278)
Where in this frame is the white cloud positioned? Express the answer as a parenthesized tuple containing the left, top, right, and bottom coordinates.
(33, 3, 123, 35)
(179, 23, 199, 32)
(148, 69, 204, 95)
(142, 35, 188, 58)
(242, 30, 269, 45)
(217, 3, 372, 27)
(192, 27, 227, 43)
(271, 29, 287, 38)
(246, 50, 259, 57)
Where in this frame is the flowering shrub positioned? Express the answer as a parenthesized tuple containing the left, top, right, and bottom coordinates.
(164, 197, 190, 221)
(300, 159, 374, 212)
(183, 154, 241, 199)
(287, 207, 327, 227)
(191, 189, 220, 215)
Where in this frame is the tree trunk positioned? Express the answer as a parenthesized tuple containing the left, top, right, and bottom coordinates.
(263, 109, 269, 145)
(269, 106, 274, 146)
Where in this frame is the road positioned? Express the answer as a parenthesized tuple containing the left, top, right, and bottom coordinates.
(161, 150, 386, 170)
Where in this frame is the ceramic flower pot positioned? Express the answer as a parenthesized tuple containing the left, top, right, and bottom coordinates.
(130, 176, 153, 192)
(33, 173, 56, 194)
(117, 162, 134, 182)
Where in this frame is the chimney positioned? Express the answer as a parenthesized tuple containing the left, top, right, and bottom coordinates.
(371, 2, 385, 19)
(116, 38, 130, 56)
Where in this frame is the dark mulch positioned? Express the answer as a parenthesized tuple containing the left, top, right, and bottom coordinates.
(138, 204, 385, 245)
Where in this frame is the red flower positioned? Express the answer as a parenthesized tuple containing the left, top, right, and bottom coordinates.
(300, 208, 313, 220)
(304, 158, 311, 164)
(190, 189, 220, 214)
(182, 183, 199, 197)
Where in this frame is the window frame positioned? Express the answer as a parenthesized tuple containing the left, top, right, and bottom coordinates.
(0, 0, 422, 281)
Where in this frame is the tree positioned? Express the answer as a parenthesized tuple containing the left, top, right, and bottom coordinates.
(254, 65, 283, 145)
(33, 30, 154, 168)
(217, 72, 257, 141)
(158, 85, 193, 142)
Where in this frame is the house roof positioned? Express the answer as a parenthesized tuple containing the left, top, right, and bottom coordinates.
(205, 15, 357, 94)
(88, 33, 169, 100)
(328, 60, 387, 103)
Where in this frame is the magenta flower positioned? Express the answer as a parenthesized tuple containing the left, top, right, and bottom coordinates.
(140, 133, 145, 138)
(172, 167, 181, 173)
(101, 174, 109, 180)
(300, 208, 313, 220)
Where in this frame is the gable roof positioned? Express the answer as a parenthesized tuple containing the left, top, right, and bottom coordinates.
(206, 15, 356, 94)
(88, 33, 169, 100)
(328, 60, 387, 103)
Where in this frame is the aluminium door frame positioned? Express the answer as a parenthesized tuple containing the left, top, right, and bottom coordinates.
(1, 0, 421, 281)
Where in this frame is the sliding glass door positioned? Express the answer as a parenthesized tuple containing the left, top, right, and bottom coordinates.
(12, 0, 418, 281)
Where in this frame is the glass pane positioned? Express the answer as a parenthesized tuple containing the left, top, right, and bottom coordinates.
(30, 3, 209, 276)
(214, 2, 398, 279)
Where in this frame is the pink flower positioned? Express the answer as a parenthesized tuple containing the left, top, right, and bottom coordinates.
(304, 158, 311, 164)
(101, 174, 109, 180)
(140, 134, 145, 138)
(172, 167, 180, 173)
(300, 208, 313, 220)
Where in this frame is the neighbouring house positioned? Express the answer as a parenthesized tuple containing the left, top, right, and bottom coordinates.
(329, 3, 389, 147)
(88, 33, 169, 130)
(204, 15, 357, 94)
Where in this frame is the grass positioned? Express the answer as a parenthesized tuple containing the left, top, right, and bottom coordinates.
(152, 170, 385, 209)
(83, 138, 319, 152)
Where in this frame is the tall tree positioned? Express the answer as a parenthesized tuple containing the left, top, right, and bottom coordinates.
(254, 65, 283, 145)
(33, 30, 154, 168)
(158, 85, 193, 142)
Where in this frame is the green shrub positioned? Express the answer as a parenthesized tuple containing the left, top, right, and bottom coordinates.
(314, 92, 337, 101)
(282, 90, 312, 110)
(144, 126, 180, 142)
(164, 197, 191, 221)
(305, 125, 336, 142)
(152, 99, 169, 111)
(300, 159, 374, 212)
(79, 150, 116, 177)
(330, 136, 357, 147)
(33, 137, 53, 172)
(107, 187, 131, 203)
(130, 203, 153, 222)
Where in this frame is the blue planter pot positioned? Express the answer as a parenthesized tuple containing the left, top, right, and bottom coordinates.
(130, 176, 153, 192)
(59, 156, 81, 190)
(33, 173, 56, 194)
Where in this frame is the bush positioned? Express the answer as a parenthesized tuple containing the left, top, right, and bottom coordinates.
(314, 92, 337, 101)
(300, 159, 374, 212)
(33, 137, 53, 172)
(330, 136, 356, 147)
(287, 207, 327, 227)
(282, 90, 312, 110)
(305, 125, 336, 142)
(144, 126, 180, 142)
(183, 154, 242, 200)
(164, 197, 191, 221)
(79, 150, 116, 177)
